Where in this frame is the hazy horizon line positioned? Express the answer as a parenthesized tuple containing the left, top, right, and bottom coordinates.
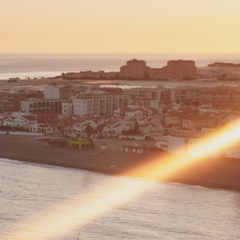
(1, 53, 240, 56)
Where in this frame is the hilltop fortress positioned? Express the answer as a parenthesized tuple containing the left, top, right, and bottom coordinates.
(62, 59, 197, 81)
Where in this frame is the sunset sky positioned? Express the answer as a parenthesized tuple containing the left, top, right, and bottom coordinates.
(1, 0, 240, 54)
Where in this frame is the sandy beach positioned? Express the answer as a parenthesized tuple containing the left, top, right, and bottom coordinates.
(0, 135, 240, 192)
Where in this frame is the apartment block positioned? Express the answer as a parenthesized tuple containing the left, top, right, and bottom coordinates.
(119, 59, 150, 79)
(73, 94, 129, 117)
(44, 85, 71, 99)
(21, 99, 70, 114)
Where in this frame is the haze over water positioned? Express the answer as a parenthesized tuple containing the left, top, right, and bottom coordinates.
(1, 54, 240, 80)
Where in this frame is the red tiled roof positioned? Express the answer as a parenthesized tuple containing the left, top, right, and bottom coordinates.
(21, 115, 37, 121)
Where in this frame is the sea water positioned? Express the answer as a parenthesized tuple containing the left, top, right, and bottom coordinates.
(0, 158, 239, 240)
(1, 54, 240, 80)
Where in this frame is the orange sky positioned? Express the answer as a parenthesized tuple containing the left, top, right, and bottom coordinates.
(1, 0, 240, 54)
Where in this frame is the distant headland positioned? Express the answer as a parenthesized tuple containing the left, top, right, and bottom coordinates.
(208, 62, 240, 68)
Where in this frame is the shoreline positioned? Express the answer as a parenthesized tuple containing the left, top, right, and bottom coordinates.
(1, 135, 240, 192)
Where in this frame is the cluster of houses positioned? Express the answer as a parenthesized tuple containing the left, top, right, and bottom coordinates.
(0, 81, 240, 159)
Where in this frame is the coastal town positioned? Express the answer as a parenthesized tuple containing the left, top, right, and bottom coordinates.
(1, 58, 240, 161)
(2, 1, 240, 239)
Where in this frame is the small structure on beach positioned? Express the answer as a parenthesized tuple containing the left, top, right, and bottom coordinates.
(120, 145, 145, 154)
(66, 138, 94, 150)
(101, 143, 107, 153)
(47, 137, 94, 150)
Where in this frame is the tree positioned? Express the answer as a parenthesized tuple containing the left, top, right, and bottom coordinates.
(85, 125, 93, 138)
(134, 121, 140, 134)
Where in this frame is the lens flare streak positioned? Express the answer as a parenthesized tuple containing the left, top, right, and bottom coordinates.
(2, 119, 240, 240)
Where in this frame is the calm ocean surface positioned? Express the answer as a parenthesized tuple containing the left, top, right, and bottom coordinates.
(0, 158, 240, 240)
(1, 54, 240, 80)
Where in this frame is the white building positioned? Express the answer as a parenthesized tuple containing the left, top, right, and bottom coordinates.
(225, 143, 240, 159)
(44, 85, 70, 99)
(123, 87, 162, 100)
(156, 132, 240, 160)
(3, 114, 37, 131)
(115, 106, 158, 119)
(102, 121, 131, 137)
(62, 102, 73, 117)
(73, 94, 128, 117)
(73, 98, 91, 116)
(125, 108, 148, 119)
(21, 99, 70, 114)
(169, 133, 222, 158)
(156, 136, 168, 151)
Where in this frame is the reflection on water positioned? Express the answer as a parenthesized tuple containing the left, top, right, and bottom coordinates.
(95, 80, 239, 89)
(0, 158, 239, 240)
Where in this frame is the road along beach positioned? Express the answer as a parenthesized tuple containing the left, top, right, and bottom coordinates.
(0, 135, 240, 192)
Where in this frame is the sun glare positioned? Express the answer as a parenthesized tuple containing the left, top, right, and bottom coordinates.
(2, 119, 240, 240)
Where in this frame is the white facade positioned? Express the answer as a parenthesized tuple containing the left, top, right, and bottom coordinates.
(225, 144, 240, 159)
(167, 135, 195, 155)
(3, 115, 37, 131)
(73, 99, 91, 116)
(21, 101, 32, 112)
(156, 136, 168, 151)
(158, 134, 220, 158)
(73, 94, 128, 117)
(102, 122, 131, 137)
(125, 109, 148, 119)
(72, 119, 96, 137)
(44, 85, 70, 100)
(123, 87, 161, 100)
(170, 89, 176, 102)
(44, 85, 60, 99)
(156, 133, 240, 160)
(169, 134, 219, 157)
(29, 123, 38, 132)
(62, 102, 73, 117)
(21, 99, 69, 114)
